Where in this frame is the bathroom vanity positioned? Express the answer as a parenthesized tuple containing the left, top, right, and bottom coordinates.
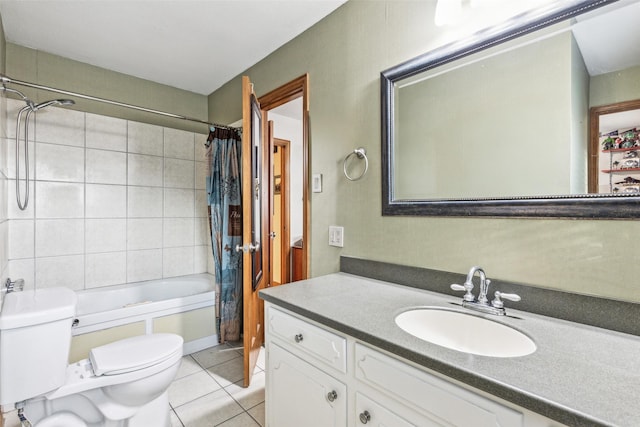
(259, 273, 640, 427)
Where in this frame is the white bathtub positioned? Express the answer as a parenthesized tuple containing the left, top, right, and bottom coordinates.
(70, 274, 217, 361)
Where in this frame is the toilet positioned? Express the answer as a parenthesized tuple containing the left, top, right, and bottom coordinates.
(0, 287, 183, 427)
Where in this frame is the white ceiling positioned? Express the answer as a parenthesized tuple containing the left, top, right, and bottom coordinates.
(0, 0, 346, 95)
(572, 0, 640, 77)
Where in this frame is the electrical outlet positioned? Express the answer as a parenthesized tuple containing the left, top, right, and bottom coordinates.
(328, 226, 344, 247)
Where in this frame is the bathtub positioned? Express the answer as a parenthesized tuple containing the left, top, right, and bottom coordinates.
(69, 274, 217, 362)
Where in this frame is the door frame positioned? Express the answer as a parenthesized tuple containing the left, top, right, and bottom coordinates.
(259, 74, 310, 280)
(588, 99, 640, 193)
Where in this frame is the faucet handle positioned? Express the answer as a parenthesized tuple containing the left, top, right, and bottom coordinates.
(491, 291, 521, 309)
(451, 283, 475, 302)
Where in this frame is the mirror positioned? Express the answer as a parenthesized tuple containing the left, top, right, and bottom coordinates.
(382, 0, 640, 218)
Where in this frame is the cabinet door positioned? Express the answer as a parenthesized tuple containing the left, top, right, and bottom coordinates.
(267, 342, 346, 427)
(355, 344, 523, 427)
(355, 393, 427, 427)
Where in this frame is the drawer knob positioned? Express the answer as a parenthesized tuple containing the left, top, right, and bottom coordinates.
(294, 333, 304, 343)
(326, 390, 338, 402)
(359, 410, 371, 424)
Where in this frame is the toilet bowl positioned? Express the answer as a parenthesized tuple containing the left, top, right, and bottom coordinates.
(0, 287, 183, 427)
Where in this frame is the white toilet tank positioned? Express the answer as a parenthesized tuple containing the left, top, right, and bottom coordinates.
(0, 287, 77, 406)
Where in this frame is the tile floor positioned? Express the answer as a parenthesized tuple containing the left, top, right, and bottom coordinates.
(169, 343, 265, 427)
(3, 343, 266, 427)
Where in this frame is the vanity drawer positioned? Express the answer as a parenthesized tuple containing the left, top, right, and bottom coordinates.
(354, 344, 524, 427)
(267, 306, 347, 373)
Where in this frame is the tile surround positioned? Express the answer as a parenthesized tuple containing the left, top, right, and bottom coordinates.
(4, 99, 213, 290)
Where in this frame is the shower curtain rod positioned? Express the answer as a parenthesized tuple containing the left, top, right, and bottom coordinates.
(0, 74, 240, 132)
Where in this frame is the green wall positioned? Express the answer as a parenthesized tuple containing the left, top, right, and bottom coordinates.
(590, 64, 640, 107)
(209, 0, 640, 303)
(5, 43, 208, 133)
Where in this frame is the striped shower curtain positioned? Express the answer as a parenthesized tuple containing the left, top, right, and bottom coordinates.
(206, 127, 243, 343)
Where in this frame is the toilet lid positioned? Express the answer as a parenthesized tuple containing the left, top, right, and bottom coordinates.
(89, 333, 183, 376)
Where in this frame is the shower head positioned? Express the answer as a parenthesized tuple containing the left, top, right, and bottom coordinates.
(32, 98, 75, 111)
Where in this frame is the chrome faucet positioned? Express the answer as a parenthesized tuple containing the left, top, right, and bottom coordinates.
(4, 277, 24, 293)
(451, 266, 520, 316)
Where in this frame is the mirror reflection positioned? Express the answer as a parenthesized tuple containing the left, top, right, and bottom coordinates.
(386, 0, 640, 212)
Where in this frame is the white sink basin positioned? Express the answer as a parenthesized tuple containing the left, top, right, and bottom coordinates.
(395, 308, 536, 357)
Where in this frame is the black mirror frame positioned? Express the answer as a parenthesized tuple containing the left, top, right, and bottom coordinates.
(381, 0, 640, 219)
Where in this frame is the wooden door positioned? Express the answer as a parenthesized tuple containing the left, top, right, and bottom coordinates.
(241, 76, 269, 387)
(271, 136, 291, 286)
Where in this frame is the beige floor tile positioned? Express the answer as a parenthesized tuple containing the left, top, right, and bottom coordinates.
(193, 343, 242, 369)
(176, 355, 203, 379)
(171, 409, 184, 426)
(215, 411, 260, 427)
(206, 356, 245, 387)
(247, 402, 265, 427)
(225, 371, 265, 410)
(173, 388, 244, 427)
(169, 370, 222, 407)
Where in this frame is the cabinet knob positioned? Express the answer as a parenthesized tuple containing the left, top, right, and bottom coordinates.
(326, 390, 338, 402)
(294, 333, 304, 343)
(359, 410, 371, 424)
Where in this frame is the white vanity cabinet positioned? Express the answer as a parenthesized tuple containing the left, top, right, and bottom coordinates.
(265, 305, 348, 427)
(268, 342, 347, 426)
(265, 303, 563, 427)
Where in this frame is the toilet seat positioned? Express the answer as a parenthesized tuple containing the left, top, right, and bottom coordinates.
(45, 334, 183, 401)
(90, 334, 183, 376)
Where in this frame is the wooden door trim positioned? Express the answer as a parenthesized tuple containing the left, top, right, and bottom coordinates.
(259, 74, 310, 279)
(588, 98, 640, 193)
(274, 138, 291, 284)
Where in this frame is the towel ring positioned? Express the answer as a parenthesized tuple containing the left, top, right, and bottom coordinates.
(343, 148, 369, 181)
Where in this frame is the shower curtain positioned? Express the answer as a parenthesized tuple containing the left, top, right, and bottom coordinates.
(206, 127, 243, 343)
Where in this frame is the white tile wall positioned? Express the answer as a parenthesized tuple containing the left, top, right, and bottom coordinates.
(35, 143, 85, 182)
(35, 107, 85, 146)
(128, 121, 163, 156)
(86, 184, 127, 218)
(165, 158, 195, 189)
(86, 149, 127, 185)
(36, 255, 85, 290)
(86, 113, 127, 151)
(4, 99, 212, 290)
(86, 252, 127, 288)
(128, 154, 163, 187)
(127, 248, 163, 282)
(35, 181, 84, 218)
(127, 218, 163, 250)
(164, 128, 195, 160)
(8, 219, 34, 259)
(85, 219, 127, 253)
(6, 139, 34, 179)
(35, 219, 85, 257)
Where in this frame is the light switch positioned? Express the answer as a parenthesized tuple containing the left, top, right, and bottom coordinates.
(329, 226, 344, 247)
(312, 174, 323, 193)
